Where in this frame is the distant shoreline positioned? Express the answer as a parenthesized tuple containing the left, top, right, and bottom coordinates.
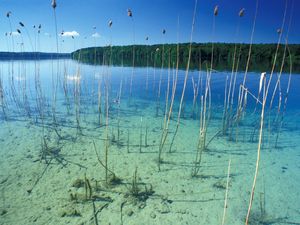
(0, 52, 71, 60)
(71, 42, 300, 73)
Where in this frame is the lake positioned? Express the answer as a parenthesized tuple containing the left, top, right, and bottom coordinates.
(0, 59, 300, 224)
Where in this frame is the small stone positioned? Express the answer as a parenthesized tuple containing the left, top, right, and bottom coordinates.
(139, 202, 146, 209)
(150, 212, 156, 219)
(72, 179, 84, 188)
(1, 209, 8, 216)
(159, 203, 170, 214)
(126, 209, 134, 217)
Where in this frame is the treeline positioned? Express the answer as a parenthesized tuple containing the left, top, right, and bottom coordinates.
(72, 43, 300, 73)
(0, 52, 71, 60)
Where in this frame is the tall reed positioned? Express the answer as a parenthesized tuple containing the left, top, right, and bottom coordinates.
(0, 74, 7, 120)
(235, 0, 259, 141)
(157, 17, 180, 164)
(145, 37, 149, 95)
(158, 50, 171, 170)
(156, 30, 166, 116)
(191, 54, 202, 119)
(104, 74, 110, 185)
(222, 8, 244, 136)
(275, 44, 292, 147)
(117, 80, 123, 142)
(246, 2, 287, 221)
(221, 159, 231, 225)
(191, 68, 211, 176)
(51, 0, 62, 139)
(128, 9, 135, 98)
(168, 0, 198, 153)
(191, 4, 221, 176)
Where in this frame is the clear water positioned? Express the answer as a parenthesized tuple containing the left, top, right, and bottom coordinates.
(0, 59, 299, 225)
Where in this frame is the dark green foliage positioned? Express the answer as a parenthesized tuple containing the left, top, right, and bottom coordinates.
(71, 43, 300, 72)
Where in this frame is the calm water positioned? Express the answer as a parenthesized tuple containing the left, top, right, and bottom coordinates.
(0, 59, 299, 225)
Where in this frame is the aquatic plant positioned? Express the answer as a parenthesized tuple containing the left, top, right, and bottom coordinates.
(158, 51, 171, 168)
(222, 8, 245, 136)
(104, 74, 110, 185)
(97, 74, 103, 126)
(50, 0, 62, 139)
(168, 0, 198, 153)
(117, 80, 123, 142)
(235, 0, 259, 142)
(191, 57, 202, 119)
(127, 8, 135, 98)
(126, 167, 154, 202)
(145, 36, 149, 94)
(139, 117, 143, 153)
(191, 68, 211, 177)
(157, 18, 180, 170)
(246, 2, 288, 222)
(0, 75, 7, 120)
(221, 159, 231, 225)
(93, 141, 120, 186)
(156, 29, 166, 116)
(275, 44, 292, 148)
(18, 21, 34, 51)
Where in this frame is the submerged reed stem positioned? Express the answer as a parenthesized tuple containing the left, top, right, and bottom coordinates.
(168, 0, 198, 153)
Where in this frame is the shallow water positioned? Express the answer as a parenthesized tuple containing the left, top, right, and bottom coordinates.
(0, 59, 300, 225)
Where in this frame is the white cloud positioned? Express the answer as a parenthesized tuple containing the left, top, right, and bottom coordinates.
(60, 31, 79, 37)
(10, 31, 20, 36)
(44, 32, 51, 37)
(92, 32, 100, 38)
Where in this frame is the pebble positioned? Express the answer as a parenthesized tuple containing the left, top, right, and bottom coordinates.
(159, 203, 170, 214)
(150, 211, 156, 219)
(138, 202, 146, 209)
(126, 209, 134, 217)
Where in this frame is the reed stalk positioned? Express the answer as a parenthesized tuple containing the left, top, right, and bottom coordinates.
(235, 0, 259, 141)
(275, 44, 292, 147)
(157, 17, 180, 164)
(0, 75, 7, 120)
(245, 1, 288, 215)
(190, 10, 220, 171)
(128, 9, 135, 98)
(223, 8, 244, 135)
(152, 49, 159, 93)
(139, 117, 143, 153)
(93, 140, 116, 183)
(127, 129, 130, 153)
(117, 80, 123, 142)
(51, 0, 62, 139)
(156, 32, 166, 116)
(192, 68, 211, 176)
(158, 51, 171, 169)
(104, 75, 110, 185)
(62, 67, 70, 114)
(270, 1, 293, 147)
(75, 67, 81, 134)
(145, 124, 148, 147)
(98, 70, 103, 127)
(221, 159, 231, 225)
(245, 72, 266, 225)
(168, 0, 198, 153)
(191, 58, 202, 119)
(145, 37, 149, 95)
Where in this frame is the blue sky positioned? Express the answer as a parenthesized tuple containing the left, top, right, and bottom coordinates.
(0, 0, 298, 53)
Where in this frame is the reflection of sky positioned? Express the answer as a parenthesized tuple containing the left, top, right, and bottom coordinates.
(0, 0, 299, 53)
(1, 59, 300, 110)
